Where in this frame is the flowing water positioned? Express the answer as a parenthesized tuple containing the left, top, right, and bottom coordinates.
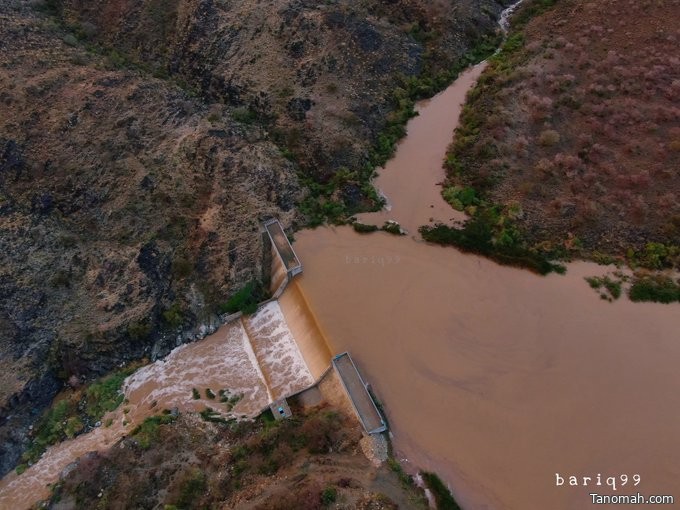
(354, 65, 484, 235)
(277, 280, 333, 381)
(499, 0, 526, 32)
(292, 64, 680, 508)
(3, 4, 679, 509)
(243, 300, 314, 400)
(0, 300, 318, 509)
(270, 242, 288, 295)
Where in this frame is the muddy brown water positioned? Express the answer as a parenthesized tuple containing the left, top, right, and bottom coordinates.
(354, 65, 483, 235)
(3, 48, 679, 510)
(293, 65, 680, 509)
(0, 301, 317, 509)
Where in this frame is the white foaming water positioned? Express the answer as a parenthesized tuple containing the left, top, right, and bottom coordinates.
(240, 317, 275, 403)
(0, 302, 318, 509)
(499, 0, 526, 32)
(123, 318, 271, 417)
(270, 243, 288, 295)
(243, 300, 315, 400)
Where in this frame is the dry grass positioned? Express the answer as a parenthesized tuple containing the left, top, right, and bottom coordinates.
(47, 405, 425, 509)
(446, 0, 680, 264)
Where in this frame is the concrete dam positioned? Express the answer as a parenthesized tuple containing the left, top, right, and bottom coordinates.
(0, 219, 386, 509)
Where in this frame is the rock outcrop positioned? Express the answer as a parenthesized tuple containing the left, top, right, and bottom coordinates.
(0, 0, 509, 474)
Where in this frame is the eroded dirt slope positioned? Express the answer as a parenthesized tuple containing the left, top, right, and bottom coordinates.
(0, 0, 299, 474)
(56, 0, 512, 194)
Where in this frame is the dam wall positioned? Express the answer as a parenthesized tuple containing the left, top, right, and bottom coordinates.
(278, 281, 333, 380)
(261, 219, 384, 433)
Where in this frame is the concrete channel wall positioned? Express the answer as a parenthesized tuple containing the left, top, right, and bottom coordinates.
(254, 220, 387, 434)
(333, 353, 387, 434)
(264, 219, 302, 277)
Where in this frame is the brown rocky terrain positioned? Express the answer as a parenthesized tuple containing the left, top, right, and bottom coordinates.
(45, 404, 425, 510)
(0, 0, 300, 475)
(442, 0, 680, 267)
(0, 0, 511, 478)
(56, 0, 510, 187)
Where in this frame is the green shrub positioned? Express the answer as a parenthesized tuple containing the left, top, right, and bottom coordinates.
(192, 388, 201, 400)
(421, 472, 462, 510)
(162, 303, 184, 328)
(321, 486, 338, 505)
(84, 368, 135, 419)
(381, 221, 404, 235)
(219, 281, 265, 315)
(585, 276, 622, 300)
(205, 388, 216, 400)
(64, 416, 84, 438)
(131, 414, 176, 449)
(442, 186, 479, 211)
(629, 276, 680, 303)
(219, 390, 243, 410)
(632, 242, 679, 270)
(352, 222, 378, 233)
(231, 106, 257, 124)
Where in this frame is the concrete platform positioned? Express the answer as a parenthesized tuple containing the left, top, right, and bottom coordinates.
(264, 219, 302, 276)
(333, 353, 387, 434)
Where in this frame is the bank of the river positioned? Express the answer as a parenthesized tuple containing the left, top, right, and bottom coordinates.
(291, 4, 680, 505)
(294, 228, 680, 510)
(433, 0, 680, 284)
(3, 2, 677, 509)
(0, 301, 318, 508)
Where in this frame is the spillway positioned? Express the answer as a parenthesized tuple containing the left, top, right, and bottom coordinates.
(0, 296, 321, 509)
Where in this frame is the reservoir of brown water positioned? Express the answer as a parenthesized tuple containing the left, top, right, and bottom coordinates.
(293, 65, 680, 509)
(3, 30, 679, 510)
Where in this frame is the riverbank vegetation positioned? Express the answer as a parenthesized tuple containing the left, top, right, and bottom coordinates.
(219, 281, 267, 315)
(629, 275, 680, 304)
(300, 32, 504, 227)
(421, 472, 462, 510)
(433, 0, 680, 284)
(420, 206, 565, 274)
(16, 365, 139, 472)
(585, 275, 623, 301)
(46, 404, 427, 509)
(352, 220, 407, 236)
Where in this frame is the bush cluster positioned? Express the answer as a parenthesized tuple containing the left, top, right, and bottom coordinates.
(18, 366, 136, 470)
(219, 281, 266, 315)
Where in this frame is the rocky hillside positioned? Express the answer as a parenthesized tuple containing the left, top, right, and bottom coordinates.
(440, 0, 680, 267)
(46, 405, 425, 510)
(55, 0, 513, 215)
(0, 0, 510, 475)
